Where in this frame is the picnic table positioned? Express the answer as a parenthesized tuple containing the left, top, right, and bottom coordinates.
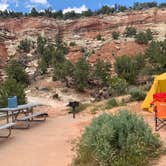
(0, 103, 48, 137)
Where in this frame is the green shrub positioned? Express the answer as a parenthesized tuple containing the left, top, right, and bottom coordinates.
(115, 56, 137, 83)
(97, 5, 115, 15)
(38, 59, 47, 74)
(80, 47, 85, 53)
(133, 2, 157, 10)
(146, 29, 153, 40)
(37, 35, 47, 55)
(53, 60, 74, 81)
(18, 39, 31, 52)
(52, 43, 69, 64)
(146, 40, 166, 72)
(109, 76, 128, 96)
(37, 43, 57, 74)
(135, 32, 149, 44)
(124, 26, 137, 37)
(90, 107, 98, 114)
(94, 59, 111, 86)
(73, 58, 89, 91)
(69, 42, 76, 46)
(5, 59, 29, 86)
(159, 3, 166, 8)
(42, 44, 55, 66)
(77, 103, 90, 112)
(0, 79, 26, 107)
(115, 54, 145, 84)
(82, 9, 93, 17)
(74, 110, 161, 166)
(96, 34, 102, 40)
(105, 98, 118, 109)
(63, 11, 79, 20)
(135, 29, 153, 44)
(130, 88, 146, 101)
(112, 31, 120, 40)
(50, 42, 70, 81)
(83, 50, 93, 57)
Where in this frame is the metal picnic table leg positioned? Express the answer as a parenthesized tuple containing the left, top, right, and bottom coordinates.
(6, 111, 12, 138)
(0, 112, 12, 138)
(30, 107, 47, 122)
(13, 109, 30, 129)
(6, 111, 9, 123)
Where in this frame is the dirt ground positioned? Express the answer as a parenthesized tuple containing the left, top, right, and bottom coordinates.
(0, 95, 94, 166)
(0, 99, 166, 166)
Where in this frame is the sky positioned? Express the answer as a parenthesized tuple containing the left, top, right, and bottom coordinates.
(0, 0, 165, 13)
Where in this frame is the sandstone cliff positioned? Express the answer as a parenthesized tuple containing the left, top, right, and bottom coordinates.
(0, 8, 166, 77)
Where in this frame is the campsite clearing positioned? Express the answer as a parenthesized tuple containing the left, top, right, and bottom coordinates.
(0, 100, 166, 166)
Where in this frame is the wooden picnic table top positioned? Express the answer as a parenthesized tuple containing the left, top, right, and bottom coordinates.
(0, 103, 43, 113)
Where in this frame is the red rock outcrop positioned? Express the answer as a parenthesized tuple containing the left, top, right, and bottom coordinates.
(0, 42, 8, 66)
(0, 7, 165, 76)
(88, 41, 148, 63)
(64, 8, 166, 37)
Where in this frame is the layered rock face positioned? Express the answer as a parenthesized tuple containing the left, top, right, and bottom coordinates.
(0, 8, 165, 78)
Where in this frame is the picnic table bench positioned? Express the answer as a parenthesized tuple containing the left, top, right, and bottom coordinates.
(0, 123, 15, 138)
(0, 103, 48, 137)
(0, 109, 16, 138)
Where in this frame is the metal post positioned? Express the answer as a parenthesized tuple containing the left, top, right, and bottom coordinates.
(73, 106, 76, 119)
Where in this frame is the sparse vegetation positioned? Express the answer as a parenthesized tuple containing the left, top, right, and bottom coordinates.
(159, 3, 166, 8)
(0, 2, 164, 19)
(105, 98, 119, 109)
(52, 42, 72, 81)
(133, 2, 157, 10)
(77, 103, 90, 113)
(83, 50, 94, 57)
(63, 11, 80, 20)
(97, 5, 115, 14)
(135, 29, 153, 44)
(146, 39, 166, 73)
(37, 35, 47, 56)
(93, 59, 111, 86)
(112, 31, 120, 40)
(96, 34, 102, 40)
(6, 59, 29, 86)
(130, 88, 146, 101)
(82, 9, 93, 17)
(69, 42, 76, 46)
(0, 79, 26, 108)
(67, 103, 90, 114)
(53, 60, 74, 81)
(74, 110, 161, 166)
(90, 104, 104, 114)
(115, 54, 145, 83)
(109, 76, 128, 96)
(80, 47, 85, 53)
(73, 58, 89, 91)
(124, 26, 137, 37)
(18, 39, 31, 53)
(38, 59, 47, 74)
(146, 29, 153, 40)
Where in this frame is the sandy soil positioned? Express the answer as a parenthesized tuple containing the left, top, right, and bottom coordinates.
(0, 99, 166, 166)
(0, 107, 93, 166)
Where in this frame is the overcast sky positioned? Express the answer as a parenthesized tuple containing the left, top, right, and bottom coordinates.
(0, 0, 165, 13)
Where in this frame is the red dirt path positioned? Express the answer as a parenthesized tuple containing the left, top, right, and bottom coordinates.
(0, 102, 166, 166)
